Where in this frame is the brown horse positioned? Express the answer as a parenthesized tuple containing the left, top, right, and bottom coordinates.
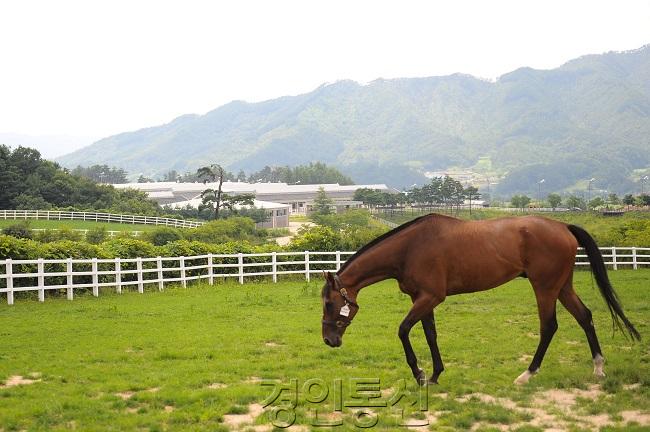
(321, 213, 640, 385)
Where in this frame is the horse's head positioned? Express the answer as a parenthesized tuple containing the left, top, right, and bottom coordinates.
(321, 272, 359, 348)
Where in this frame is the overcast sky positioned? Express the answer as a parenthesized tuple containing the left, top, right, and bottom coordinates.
(1, 0, 649, 152)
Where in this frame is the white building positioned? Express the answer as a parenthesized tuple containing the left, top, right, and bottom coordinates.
(113, 181, 397, 228)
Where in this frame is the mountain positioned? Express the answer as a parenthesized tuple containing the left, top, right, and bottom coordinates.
(57, 46, 650, 193)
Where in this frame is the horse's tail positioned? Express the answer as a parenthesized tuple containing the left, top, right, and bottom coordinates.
(568, 224, 641, 341)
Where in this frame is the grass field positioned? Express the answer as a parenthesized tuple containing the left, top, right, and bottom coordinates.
(0, 219, 163, 232)
(0, 271, 648, 431)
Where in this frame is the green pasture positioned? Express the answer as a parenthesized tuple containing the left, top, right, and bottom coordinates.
(0, 271, 648, 431)
(0, 219, 164, 232)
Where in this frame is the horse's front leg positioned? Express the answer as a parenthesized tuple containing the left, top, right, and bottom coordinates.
(398, 296, 439, 386)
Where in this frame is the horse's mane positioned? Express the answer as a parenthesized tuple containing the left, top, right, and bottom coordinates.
(338, 213, 439, 273)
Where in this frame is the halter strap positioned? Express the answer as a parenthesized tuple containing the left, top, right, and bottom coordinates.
(333, 274, 358, 308)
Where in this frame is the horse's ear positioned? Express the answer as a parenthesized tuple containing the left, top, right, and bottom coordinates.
(323, 271, 335, 286)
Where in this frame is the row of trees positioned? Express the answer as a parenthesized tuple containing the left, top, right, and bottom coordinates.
(70, 165, 128, 184)
(511, 192, 650, 211)
(148, 162, 354, 186)
(354, 177, 481, 211)
(0, 145, 159, 214)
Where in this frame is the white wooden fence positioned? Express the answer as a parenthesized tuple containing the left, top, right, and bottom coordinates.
(0, 248, 648, 305)
(0, 210, 204, 228)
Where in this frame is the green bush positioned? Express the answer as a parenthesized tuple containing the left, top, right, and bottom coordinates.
(40, 240, 108, 260)
(185, 217, 257, 244)
(102, 238, 161, 259)
(144, 227, 183, 246)
(288, 226, 342, 252)
(86, 227, 107, 245)
(2, 222, 33, 239)
(0, 234, 42, 260)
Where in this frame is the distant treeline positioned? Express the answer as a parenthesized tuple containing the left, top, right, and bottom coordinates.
(0, 145, 159, 215)
(87, 161, 356, 185)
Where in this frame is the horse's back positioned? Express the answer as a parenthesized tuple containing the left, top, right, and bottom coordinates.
(413, 215, 579, 294)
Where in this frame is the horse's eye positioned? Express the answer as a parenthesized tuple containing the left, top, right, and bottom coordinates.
(325, 302, 333, 313)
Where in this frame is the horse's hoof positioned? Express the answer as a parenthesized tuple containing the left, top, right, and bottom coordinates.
(415, 369, 427, 386)
(514, 369, 537, 385)
(427, 378, 439, 385)
(593, 354, 605, 378)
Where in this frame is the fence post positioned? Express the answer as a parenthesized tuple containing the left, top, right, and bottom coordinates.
(207, 253, 214, 285)
(92, 258, 99, 297)
(335, 251, 341, 271)
(6, 259, 14, 305)
(156, 256, 164, 291)
(631, 247, 637, 270)
(305, 251, 310, 282)
(272, 251, 277, 283)
(611, 247, 617, 270)
(115, 258, 122, 294)
(38, 258, 45, 302)
(180, 256, 187, 288)
(238, 253, 244, 284)
(137, 258, 144, 293)
(66, 258, 74, 300)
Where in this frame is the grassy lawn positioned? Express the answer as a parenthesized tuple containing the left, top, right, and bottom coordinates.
(0, 271, 648, 431)
(0, 219, 165, 232)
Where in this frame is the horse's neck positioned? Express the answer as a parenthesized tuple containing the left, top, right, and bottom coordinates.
(339, 235, 406, 292)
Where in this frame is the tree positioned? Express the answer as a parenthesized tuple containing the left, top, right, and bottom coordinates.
(547, 193, 562, 211)
(137, 174, 153, 183)
(511, 194, 531, 210)
(221, 193, 256, 213)
(607, 193, 620, 206)
(622, 194, 635, 208)
(589, 197, 605, 209)
(565, 195, 586, 210)
(312, 187, 334, 215)
(197, 164, 226, 219)
(464, 186, 480, 214)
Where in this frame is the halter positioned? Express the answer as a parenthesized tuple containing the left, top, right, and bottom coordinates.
(322, 274, 359, 328)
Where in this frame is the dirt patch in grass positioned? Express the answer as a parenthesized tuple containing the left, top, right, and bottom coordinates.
(456, 384, 650, 431)
(207, 382, 228, 389)
(223, 403, 264, 429)
(115, 391, 135, 400)
(0, 374, 41, 388)
(532, 383, 604, 408)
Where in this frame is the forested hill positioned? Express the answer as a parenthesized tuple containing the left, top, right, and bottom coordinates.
(57, 46, 650, 192)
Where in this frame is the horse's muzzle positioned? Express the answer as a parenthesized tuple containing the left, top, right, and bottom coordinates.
(323, 336, 342, 347)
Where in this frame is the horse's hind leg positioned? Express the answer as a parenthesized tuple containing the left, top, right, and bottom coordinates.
(421, 312, 444, 384)
(558, 285, 605, 377)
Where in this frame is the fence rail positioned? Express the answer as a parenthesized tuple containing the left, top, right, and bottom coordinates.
(0, 209, 204, 228)
(0, 248, 648, 305)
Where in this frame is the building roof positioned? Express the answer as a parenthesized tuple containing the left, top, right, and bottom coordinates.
(113, 181, 397, 202)
(171, 198, 290, 210)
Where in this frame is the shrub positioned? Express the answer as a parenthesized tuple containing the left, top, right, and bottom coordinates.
(102, 238, 161, 259)
(0, 234, 42, 260)
(144, 227, 183, 246)
(32, 229, 61, 243)
(288, 226, 342, 252)
(56, 228, 84, 242)
(85, 227, 107, 245)
(40, 241, 108, 260)
(185, 217, 257, 243)
(2, 222, 33, 239)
